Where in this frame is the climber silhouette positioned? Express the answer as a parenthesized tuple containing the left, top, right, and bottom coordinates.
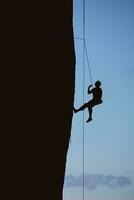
(74, 80, 103, 123)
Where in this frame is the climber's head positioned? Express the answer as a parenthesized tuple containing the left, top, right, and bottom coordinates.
(95, 80, 101, 87)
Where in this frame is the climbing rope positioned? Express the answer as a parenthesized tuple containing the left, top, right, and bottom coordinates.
(82, 0, 85, 199)
(74, 37, 93, 200)
(84, 40, 93, 86)
(74, 1, 93, 200)
(83, 0, 86, 199)
(74, 38, 93, 86)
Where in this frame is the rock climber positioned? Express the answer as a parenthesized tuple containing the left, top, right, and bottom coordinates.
(74, 80, 103, 123)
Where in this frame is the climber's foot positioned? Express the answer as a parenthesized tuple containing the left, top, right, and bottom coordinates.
(86, 118, 92, 123)
(73, 107, 77, 113)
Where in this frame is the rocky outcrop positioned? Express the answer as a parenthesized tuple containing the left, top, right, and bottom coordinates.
(3, 1, 75, 200)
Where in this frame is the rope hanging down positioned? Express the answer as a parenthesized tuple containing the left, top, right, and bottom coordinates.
(74, 37, 93, 200)
(82, 1, 85, 200)
(74, 1, 93, 200)
(74, 38, 93, 86)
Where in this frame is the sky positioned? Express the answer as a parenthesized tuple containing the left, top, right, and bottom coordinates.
(63, 0, 134, 200)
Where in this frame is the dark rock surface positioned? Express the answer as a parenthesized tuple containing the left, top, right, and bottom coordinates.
(3, 1, 75, 200)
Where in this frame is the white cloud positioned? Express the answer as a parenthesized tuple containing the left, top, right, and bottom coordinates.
(65, 174, 132, 190)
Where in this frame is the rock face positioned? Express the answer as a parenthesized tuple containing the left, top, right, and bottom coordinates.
(3, 1, 75, 200)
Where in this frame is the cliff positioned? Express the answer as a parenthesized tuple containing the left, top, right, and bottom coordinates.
(3, 1, 75, 200)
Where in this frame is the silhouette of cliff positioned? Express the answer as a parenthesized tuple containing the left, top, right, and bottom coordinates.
(3, 1, 75, 200)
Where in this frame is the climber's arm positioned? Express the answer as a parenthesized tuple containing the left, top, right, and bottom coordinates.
(87, 85, 93, 94)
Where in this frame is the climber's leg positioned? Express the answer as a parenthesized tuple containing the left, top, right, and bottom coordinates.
(86, 107, 93, 123)
(74, 102, 88, 113)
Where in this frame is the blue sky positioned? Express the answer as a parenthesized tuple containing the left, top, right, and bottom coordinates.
(63, 0, 134, 200)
